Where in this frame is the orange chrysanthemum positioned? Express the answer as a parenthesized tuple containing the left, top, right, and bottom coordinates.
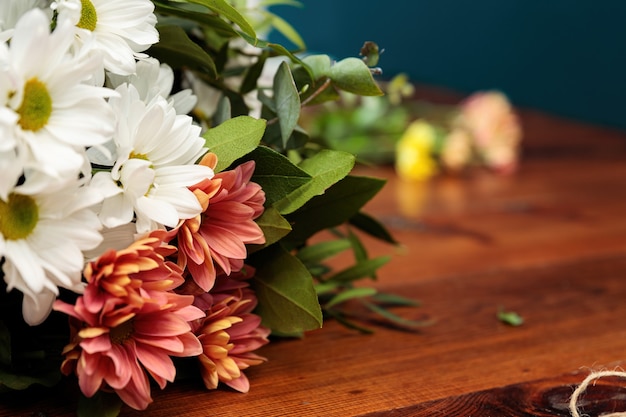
(191, 267, 270, 393)
(175, 156, 266, 292)
(53, 230, 204, 410)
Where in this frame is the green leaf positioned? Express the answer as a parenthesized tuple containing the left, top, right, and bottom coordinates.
(371, 292, 421, 307)
(273, 61, 301, 148)
(325, 287, 377, 309)
(297, 239, 352, 266)
(285, 175, 386, 244)
(302, 54, 332, 80)
(213, 95, 232, 126)
(203, 116, 266, 172)
(0, 368, 60, 391)
(497, 309, 524, 326)
(265, 11, 306, 50)
(239, 146, 311, 206)
(78, 391, 123, 417)
(324, 309, 374, 334)
(149, 25, 217, 77)
(251, 245, 323, 335)
(329, 57, 383, 96)
(349, 211, 398, 244)
(249, 206, 292, 251)
(347, 228, 368, 263)
(362, 300, 433, 328)
(314, 280, 341, 295)
(327, 256, 390, 283)
(185, 0, 257, 41)
(274, 149, 355, 215)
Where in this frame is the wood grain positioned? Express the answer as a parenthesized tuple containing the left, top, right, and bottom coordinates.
(3, 92, 626, 416)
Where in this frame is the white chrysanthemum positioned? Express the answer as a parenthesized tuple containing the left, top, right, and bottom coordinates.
(107, 57, 197, 115)
(91, 84, 213, 234)
(0, 9, 115, 185)
(53, 0, 159, 76)
(0, 175, 103, 326)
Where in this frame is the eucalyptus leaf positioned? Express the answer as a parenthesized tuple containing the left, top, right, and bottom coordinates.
(238, 146, 311, 206)
(273, 61, 301, 148)
(285, 175, 385, 245)
(325, 287, 377, 309)
(202, 116, 265, 172)
(274, 149, 355, 215)
(302, 54, 332, 80)
(149, 25, 217, 77)
(251, 245, 323, 335)
(329, 57, 384, 96)
(213, 96, 232, 126)
(327, 256, 390, 283)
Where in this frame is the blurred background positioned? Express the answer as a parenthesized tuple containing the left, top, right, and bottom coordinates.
(269, 1, 626, 131)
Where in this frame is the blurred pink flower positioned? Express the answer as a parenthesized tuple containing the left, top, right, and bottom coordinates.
(458, 91, 522, 174)
(53, 230, 204, 410)
(190, 267, 270, 393)
(175, 155, 266, 292)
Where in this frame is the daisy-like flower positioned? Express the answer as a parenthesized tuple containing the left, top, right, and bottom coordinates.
(174, 154, 265, 292)
(107, 57, 197, 115)
(53, 230, 204, 410)
(0, 174, 103, 326)
(0, 8, 115, 185)
(91, 83, 213, 234)
(53, 0, 159, 76)
(190, 267, 270, 393)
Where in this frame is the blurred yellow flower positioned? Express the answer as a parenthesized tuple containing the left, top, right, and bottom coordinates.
(395, 120, 438, 181)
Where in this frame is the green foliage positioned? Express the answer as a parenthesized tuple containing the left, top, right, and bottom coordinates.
(250, 245, 323, 336)
(498, 309, 524, 326)
(284, 175, 386, 246)
(202, 116, 266, 172)
(149, 25, 217, 76)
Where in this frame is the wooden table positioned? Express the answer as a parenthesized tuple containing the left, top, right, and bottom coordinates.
(3, 93, 626, 416)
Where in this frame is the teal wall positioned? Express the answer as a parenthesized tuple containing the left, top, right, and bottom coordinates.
(270, 1, 626, 130)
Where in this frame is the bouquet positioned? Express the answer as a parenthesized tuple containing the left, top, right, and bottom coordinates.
(0, 0, 417, 415)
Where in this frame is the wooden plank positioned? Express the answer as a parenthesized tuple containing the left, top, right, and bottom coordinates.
(4, 254, 626, 416)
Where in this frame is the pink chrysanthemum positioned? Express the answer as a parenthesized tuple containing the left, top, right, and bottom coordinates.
(190, 267, 270, 393)
(175, 154, 266, 292)
(53, 230, 204, 410)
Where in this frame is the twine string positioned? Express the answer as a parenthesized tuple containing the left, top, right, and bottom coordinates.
(570, 371, 626, 417)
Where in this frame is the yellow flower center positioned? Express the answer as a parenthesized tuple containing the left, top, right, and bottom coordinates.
(17, 78, 52, 132)
(110, 319, 134, 344)
(77, 0, 98, 31)
(0, 193, 39, 240)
